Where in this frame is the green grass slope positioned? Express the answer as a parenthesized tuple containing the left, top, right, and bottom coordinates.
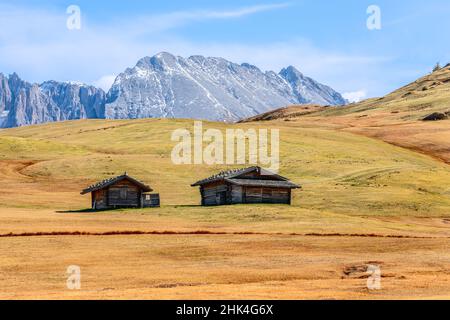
(0, 118, 449, 219)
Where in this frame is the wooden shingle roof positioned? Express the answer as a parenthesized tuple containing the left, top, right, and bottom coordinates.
(81, 173, 152, 195)
(191, 166, 300, 188)
(191, 167, 257, 186)
(225, 178, 300, 189)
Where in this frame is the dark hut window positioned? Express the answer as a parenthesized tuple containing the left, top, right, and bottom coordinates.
(120, 188, 127, 199)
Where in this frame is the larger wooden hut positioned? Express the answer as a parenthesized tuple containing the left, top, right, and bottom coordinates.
(81, 173, 160, 210)
(191, 166, 300, 206)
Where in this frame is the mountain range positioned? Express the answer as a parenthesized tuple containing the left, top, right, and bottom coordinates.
(0, 52, 346, 128)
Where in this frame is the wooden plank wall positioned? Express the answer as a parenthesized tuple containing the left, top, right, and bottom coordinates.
(200, 183, 291, 206)
(231, 185, 243, 204)
(142, 194, 161, 207)
(244, 187, 290, 204)
(92, 189, 108, 209)
(107, 180, 140, 207)
(202, 183, 229, 205)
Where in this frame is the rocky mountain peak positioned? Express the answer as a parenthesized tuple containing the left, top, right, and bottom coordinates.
(279, 66, 304, 81)
(105, 53, 345, 122)
(1, 52, 346, 127)
(0, 73, 105, 128)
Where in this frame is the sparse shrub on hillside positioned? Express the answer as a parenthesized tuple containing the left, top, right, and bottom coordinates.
(433, 62, 442, 72)
(422, 112, 448, 121)
(402, 92, 413, 98)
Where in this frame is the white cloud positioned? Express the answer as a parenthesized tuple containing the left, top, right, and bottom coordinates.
(199, 3, 292, 18)
(0, 3, 392, 97)
(182, 40, 390, 96)
(100, 3, 293, 36)
(93, 75, 117, 91)
(343, 90, 367, 103)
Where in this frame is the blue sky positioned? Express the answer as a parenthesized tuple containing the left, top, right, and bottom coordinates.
(0, 0, 449, 100)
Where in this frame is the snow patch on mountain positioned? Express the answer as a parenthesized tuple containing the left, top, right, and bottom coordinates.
(0, 52, 346, 127)
(105, 52, 346, 122)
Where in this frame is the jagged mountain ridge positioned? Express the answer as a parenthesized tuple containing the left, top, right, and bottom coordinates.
(0, 52, 346, 127)
(105, 52, 346, 121)
(0, 73, 105, 128)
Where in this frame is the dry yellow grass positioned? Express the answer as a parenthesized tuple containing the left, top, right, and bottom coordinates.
(247, 65, 450, 164)
(0, 112, 449, 299)
(1, 234, 450, 300)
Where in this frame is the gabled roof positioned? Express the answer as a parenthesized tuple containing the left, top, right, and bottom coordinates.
(225, 178, 300, 189)
(191, 167, 258, 186)
(191, 166, 299, 188)
(81, 173, 152, 195)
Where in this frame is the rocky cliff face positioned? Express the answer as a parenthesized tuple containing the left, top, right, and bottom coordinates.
(280, 66, 346, 106)
(0, 74, 12, 127)
(1, 52, 346, 127)
(105, 52, 346, 122)
(0, 74, 105, 128)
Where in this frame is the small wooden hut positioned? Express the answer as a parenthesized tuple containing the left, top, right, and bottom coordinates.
(81, 173, 160, 210)
(191, 166, 300, 206)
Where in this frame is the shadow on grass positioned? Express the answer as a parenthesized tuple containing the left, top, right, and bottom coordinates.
(56, 205, 203, 214)
(172, 205, 203, 209)
(56, 208, 123, 214)
(57, 204, 289, 214)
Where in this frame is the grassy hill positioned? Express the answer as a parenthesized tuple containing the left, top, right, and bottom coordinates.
(242, 65, 450, 164)
(0, 117, 449, 222)
(1, 111, 450, 299)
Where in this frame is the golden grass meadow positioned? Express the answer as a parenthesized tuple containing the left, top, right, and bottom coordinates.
(0, 104, 450, 299)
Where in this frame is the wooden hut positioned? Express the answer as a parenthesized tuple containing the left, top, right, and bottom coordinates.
(191, 166, 300, 206)
(81, 173, 160, 210)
